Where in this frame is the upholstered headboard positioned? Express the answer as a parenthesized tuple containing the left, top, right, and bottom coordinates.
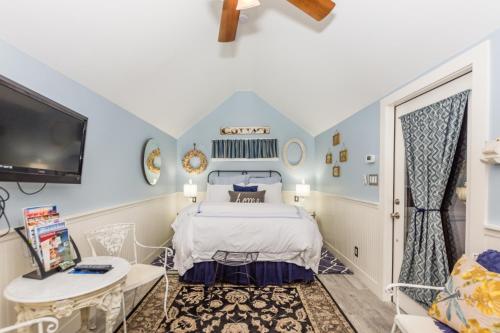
(207, 170, 282, 184)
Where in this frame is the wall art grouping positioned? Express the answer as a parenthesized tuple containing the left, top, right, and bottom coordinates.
(326, 131, 348, 178)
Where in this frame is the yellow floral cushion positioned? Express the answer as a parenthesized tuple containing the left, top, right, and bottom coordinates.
(428, 255, 500, 333)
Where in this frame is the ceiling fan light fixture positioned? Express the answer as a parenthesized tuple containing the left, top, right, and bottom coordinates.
(236, 0, 261, 10)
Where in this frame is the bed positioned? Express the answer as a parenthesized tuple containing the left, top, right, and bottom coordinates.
(172, 170, 323, 286)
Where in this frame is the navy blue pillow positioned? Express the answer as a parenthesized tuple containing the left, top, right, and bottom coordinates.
(233, 184, 258, 192)
(477, 249, 500, 273)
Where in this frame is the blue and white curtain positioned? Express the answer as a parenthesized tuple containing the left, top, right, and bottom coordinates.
(211, 139, 278, 159)
(398, 90, 470, 307)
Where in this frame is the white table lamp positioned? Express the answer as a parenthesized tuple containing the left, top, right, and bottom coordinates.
(295, 180, 310, 205)
(184, 179, 198, 203)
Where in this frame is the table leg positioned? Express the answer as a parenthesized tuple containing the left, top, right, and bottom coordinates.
(15, 305, 35, 333)
(98, 289, 123, 333)
(79, 307, 91, 332)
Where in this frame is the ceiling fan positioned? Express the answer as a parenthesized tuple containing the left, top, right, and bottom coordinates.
(218, 0, 336, 42)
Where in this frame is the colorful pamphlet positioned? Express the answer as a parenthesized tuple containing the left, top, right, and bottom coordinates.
(39, 228, 72, 271)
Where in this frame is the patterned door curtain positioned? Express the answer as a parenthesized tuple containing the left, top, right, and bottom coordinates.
(211, 139, 279, 159)
(398, 90, 470, 307)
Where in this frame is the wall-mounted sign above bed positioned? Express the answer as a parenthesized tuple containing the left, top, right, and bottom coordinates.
(220, 126, 270, 135)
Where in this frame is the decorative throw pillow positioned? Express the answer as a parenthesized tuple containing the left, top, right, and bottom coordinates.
(228, 190, 266, 203)
(428, 255, 500, 333)
(233, 184, 258, 192)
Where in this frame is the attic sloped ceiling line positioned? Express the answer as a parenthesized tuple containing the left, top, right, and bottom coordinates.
(0, 0, 499, 138)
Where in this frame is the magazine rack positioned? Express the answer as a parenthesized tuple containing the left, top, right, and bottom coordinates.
(15, 226, 82, 280)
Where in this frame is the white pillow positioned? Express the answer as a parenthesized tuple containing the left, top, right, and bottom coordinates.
(247, 182, 283, 204)
(205, 184, 232, 202)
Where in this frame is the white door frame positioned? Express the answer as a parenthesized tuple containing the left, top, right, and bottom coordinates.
(378, 40, 491, 302)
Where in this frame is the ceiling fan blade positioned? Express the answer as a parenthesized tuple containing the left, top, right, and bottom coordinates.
(218, 0, 240, 42)
(287, 0, 336, 21)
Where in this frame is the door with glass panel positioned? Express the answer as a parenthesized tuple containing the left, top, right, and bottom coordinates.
(392, 73, 471, 314)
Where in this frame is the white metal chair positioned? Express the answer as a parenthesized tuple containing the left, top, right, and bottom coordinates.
(86, 223, 172, 333)
(385, 283, 445, 333)
(0, 317, 59, 333)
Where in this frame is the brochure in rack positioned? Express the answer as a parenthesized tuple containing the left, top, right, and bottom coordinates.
(23, 205, 73, 271)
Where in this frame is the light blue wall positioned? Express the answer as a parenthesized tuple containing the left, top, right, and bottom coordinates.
(176, 92, 315, 192)
(0, 39, 177, 227)
(314, 103, 380, 202)
(488, 30, 500, 226)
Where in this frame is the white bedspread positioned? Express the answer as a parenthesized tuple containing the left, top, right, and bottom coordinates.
(172, 202, 323, 275)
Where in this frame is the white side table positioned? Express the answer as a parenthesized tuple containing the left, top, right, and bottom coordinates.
(4, 256, 130, 333)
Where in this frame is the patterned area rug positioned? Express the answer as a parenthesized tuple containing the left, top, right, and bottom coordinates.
(118, 275, 356, 333)
(152, 246, 353, 275)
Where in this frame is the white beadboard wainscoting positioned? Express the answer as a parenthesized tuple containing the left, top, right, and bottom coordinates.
(313, 191, 383, 298)
(0, 193, 177, 332)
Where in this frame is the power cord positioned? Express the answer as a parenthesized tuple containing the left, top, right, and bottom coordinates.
(16, 182, 47, 195)
(0, 186, 11, 238)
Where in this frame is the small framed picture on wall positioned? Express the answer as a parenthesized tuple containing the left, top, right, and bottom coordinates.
(333, 132, 341, 146)
(325, 152, 333, 164)
(339, 149, 348, 162)
(333, 166, 340, 177)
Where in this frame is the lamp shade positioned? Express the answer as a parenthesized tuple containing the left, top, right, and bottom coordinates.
(296, 183, 310, 197)
(237, 0, 261, 10)
(184, 180, 198, 198)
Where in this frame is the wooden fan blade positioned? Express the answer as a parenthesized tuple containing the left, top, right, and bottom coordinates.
(287, 0, 336, 21)
(218, 0, 240, 42)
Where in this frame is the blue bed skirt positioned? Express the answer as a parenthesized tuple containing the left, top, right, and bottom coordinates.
(180, 262, 314, 286)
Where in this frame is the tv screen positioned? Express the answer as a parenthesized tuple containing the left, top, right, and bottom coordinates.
(0, 76, 87, 184)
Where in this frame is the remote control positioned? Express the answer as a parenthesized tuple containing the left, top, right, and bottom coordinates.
(75, 264, 113, 271)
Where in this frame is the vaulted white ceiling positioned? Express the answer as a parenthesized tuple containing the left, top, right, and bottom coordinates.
(0, 0, 499, 137)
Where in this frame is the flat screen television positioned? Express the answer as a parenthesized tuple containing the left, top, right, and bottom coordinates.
(0, 75, 87, 184)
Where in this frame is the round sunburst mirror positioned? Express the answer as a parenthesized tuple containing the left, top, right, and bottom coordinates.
(143, 139, 162, 185)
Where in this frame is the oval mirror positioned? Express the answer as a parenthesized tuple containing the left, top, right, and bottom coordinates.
(283, 138, 306, 168)
(143, 139, 161, 185)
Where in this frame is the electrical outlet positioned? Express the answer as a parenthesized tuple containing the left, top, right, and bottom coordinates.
(354, 246, 359, 258)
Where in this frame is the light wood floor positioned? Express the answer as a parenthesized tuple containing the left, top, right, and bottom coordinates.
(318, 274, 396, 333)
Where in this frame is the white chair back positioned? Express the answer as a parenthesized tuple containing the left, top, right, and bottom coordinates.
(0, 317, 59, 333)
(85, 223, 138, 264)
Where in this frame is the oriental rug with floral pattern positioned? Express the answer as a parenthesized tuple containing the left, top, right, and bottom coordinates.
(118, 274, 356, 333)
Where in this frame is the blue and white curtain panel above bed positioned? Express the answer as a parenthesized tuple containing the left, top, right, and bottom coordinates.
(398, 90, 470, 307)
(211, 139, 279, 159)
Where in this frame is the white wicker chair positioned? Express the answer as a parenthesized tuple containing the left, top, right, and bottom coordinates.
(0, 317, 58, 333)
(385, 283, 445, 333)
(86, 224, 172, 333)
